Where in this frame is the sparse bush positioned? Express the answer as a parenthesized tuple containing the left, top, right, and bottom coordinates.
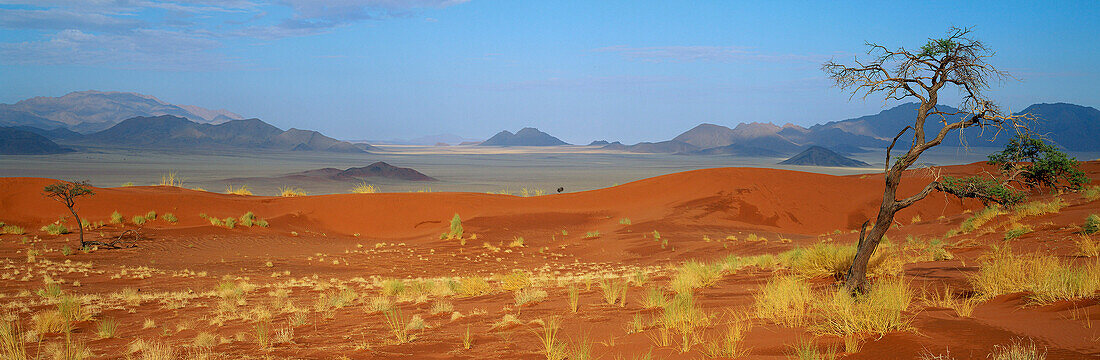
(160, 171, 184, 187)
(619, 218, 631, 225)
(533, 317, 566, 360)
(225, 185, 252, 196)
(162, 213, 177, 223)
(670, 261, 723, 293)
(597, 278, 628, 306)
(1, 318, 29, 360)
(812, 277, 912, 336)
(131, 215, 146, 226)
(567, 285, 580, 313)
(658, 293, 709, 353)
(1083, 214, 1100, 235)
(1, 224, 25, 235)
(457, 277, 493, 297)
(382, 307, 412, 344)
(1004, 224, 1033, 240)
(989, 339, 1046, 360)
(278, 186, 307, 197)
(500, 270, 532, 291)
(95, 318, 117, 339)
(32, 310, 68, 335)
(641, 286, 668, 309)
(923, 239, 954, 261)
(508, 236, 526, 247)
(144, 210, 157, 220)
(110, 211, 123, 224)
(514, 287, 548, 306)
(350, 182, 378, 194)
(754, 276, 811, 327)
(41, 222, 69, 235)
(1014, 199, 1066, 218)
(970, 246, 1100, 304)
(1075, 234, 1099, 258)
(223, 217, 237, 229)
(1084, 186, 1100, 202)
(443, 214, 464, 240)
(584, 231, 600, 239)
(702, 315, 751, 358)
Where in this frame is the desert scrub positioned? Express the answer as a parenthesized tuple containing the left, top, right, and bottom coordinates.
(160, 171, 184, 187)
(780, 242, 897, 279)
(921, 286, 978, 317)
(40, 222, 69, 235)
(1083, 214, 1100, 235)
(278, 186, 307, 197)
(584, 230, 600, 239)
(225, 185, 253, 195)
(1075, 234, 1100, 257)
(951, 206, 1004, 235)
(812, 277, 913, 336)
(350, 182, 378, 194)
(658, 292, 710, 353)
(382, 307, 413, 344)
(533, 317, 566, 360)
(754, 276, 812, 326)
(457, 277, 493, 297)
(514, 287, 548, 306)
(1013, 198, 1066, 218)
(988, 339, 1046, 360)
(597, 278, 628, 306)
(670, 260, 723, 293)
(131, 215, 146, 226)
(0, 223, 24, 235)
(1, 318, 29, 359)
(499, 270, 532, 291)
(144, 210, 157, 220)
(162, 213, 178, 223)
(95, 318, 117, 339)
(110, 211, 123, 224)
(441, 213, 464, 241)
(619, 218, 631, 225)
(969, 246, 1100, 304)
(1004, 223, 1033, 240)
(238, 211, 269, 227)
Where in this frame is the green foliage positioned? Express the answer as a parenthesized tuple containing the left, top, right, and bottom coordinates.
(131, 215, 146, 226)
(988, 134, 1089, 191)
(41, 222, 69, 235)
(1083, 214, 1100, 235)
(109, 211, 123, 224)
(443, 213, 464, 240)
(144, 211, 157, 220)
(163, 213, 178, 223)
(939, 176, 1023, 205)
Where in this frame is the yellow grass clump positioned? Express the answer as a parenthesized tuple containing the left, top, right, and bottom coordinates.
(160, 171, 184, 187)
(225, 185, 253, 196)
(278, 186, 307, 197)
(350, 182, 378, 194)
(969, 246, 1100, 304)
(753, 276, 812, 327)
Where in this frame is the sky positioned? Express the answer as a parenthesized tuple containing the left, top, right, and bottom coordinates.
(0, 1, 1097, 144)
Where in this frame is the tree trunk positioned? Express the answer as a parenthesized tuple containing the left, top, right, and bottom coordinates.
(69, 208, 85, 248)
(844, 169, 902, 292)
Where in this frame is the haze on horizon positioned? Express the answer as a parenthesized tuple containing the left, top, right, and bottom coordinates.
(0, 1, 1097, 144)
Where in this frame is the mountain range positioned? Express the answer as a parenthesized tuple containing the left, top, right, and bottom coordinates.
(0, 91, 244, 133)
(70, 115, 372, 153)
(779, 146, 870, 167)
(0, 127, 73, 155)
(603, 102, 1100, 155)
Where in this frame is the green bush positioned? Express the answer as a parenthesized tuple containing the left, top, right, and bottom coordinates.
(41, 223, 69, 235)
(1083, 214, 1100, 235)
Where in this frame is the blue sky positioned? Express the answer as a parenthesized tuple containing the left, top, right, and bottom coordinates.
(1, 1, 1097, 143)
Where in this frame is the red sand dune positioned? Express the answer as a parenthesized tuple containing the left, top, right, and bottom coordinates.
(1, 161, 1098, 359)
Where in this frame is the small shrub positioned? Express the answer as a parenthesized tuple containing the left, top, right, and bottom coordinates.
(278, 186, 307, 197)
(989, 339, 1046, 360)
(619, 218, 631, 225)
(670, 261, 723, 293)
(41, 222, 69, 235)
(533, 317, 566, 360)
(443, 214, 464, 240)
(754, 276, 811, 327)
(239, 212, 256, 227)
(500, 270, 532, 291)
(61, 245, 72, 256)
(812, 277, 913, 336)
(567, 285, 580, 313)
(382, 307, 412, 344)
(508, 236, 525, 248)
(162, 213, 177, 223)
(970, 246, 1100, 304)
(110, 211, 123, 224)
(144, 211, 157, 220)
(1084, 186, 1100, 202)
(1013, 199, 1066, 218)
(1004, 224, 1033, 240)
(95, 318, 117, 339)
(223, 217, 237, 229)
(584, 231, 600, 239)
(160, 171, 184, 187)
(1082, 214, 1100, 235)
(1, 224, 25, 235)
(131, 215, 146, 226)
(1075, 234, 1099, 257)
(457, 277, 493, 297)
(597, 278, 628, 306)
(225, 185, 253, 196)
(514, 288, 548, 306)
(350, 182, 378, 194)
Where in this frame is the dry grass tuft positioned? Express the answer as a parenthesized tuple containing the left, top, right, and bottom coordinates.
(225, 185, 253, 196)
(754, 276, 812, 327)
(970, 246, 1100, 304)
(278, 186, 307, 197)
(350, 182, 378, 194)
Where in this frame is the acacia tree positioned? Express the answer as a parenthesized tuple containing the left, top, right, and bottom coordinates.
(823, 27, 1028, 292)
(44, 180, 94, 248)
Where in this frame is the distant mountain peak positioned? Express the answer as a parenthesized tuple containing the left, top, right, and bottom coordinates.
(0, 90, 249, 133)
(779, 146, 870, 167)
(479, 127, 568, 146)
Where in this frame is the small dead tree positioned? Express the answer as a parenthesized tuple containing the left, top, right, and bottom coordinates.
(823, 27, 1028, 292)
(43, 180, 95, 248)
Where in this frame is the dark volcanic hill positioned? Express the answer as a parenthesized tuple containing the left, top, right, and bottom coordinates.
(233, 162, 437, 184)
(479, 128, 568, 146)
(0, 127, 73, 155)
(779, 146, 870, 167)
(76, 115, 369, 153)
